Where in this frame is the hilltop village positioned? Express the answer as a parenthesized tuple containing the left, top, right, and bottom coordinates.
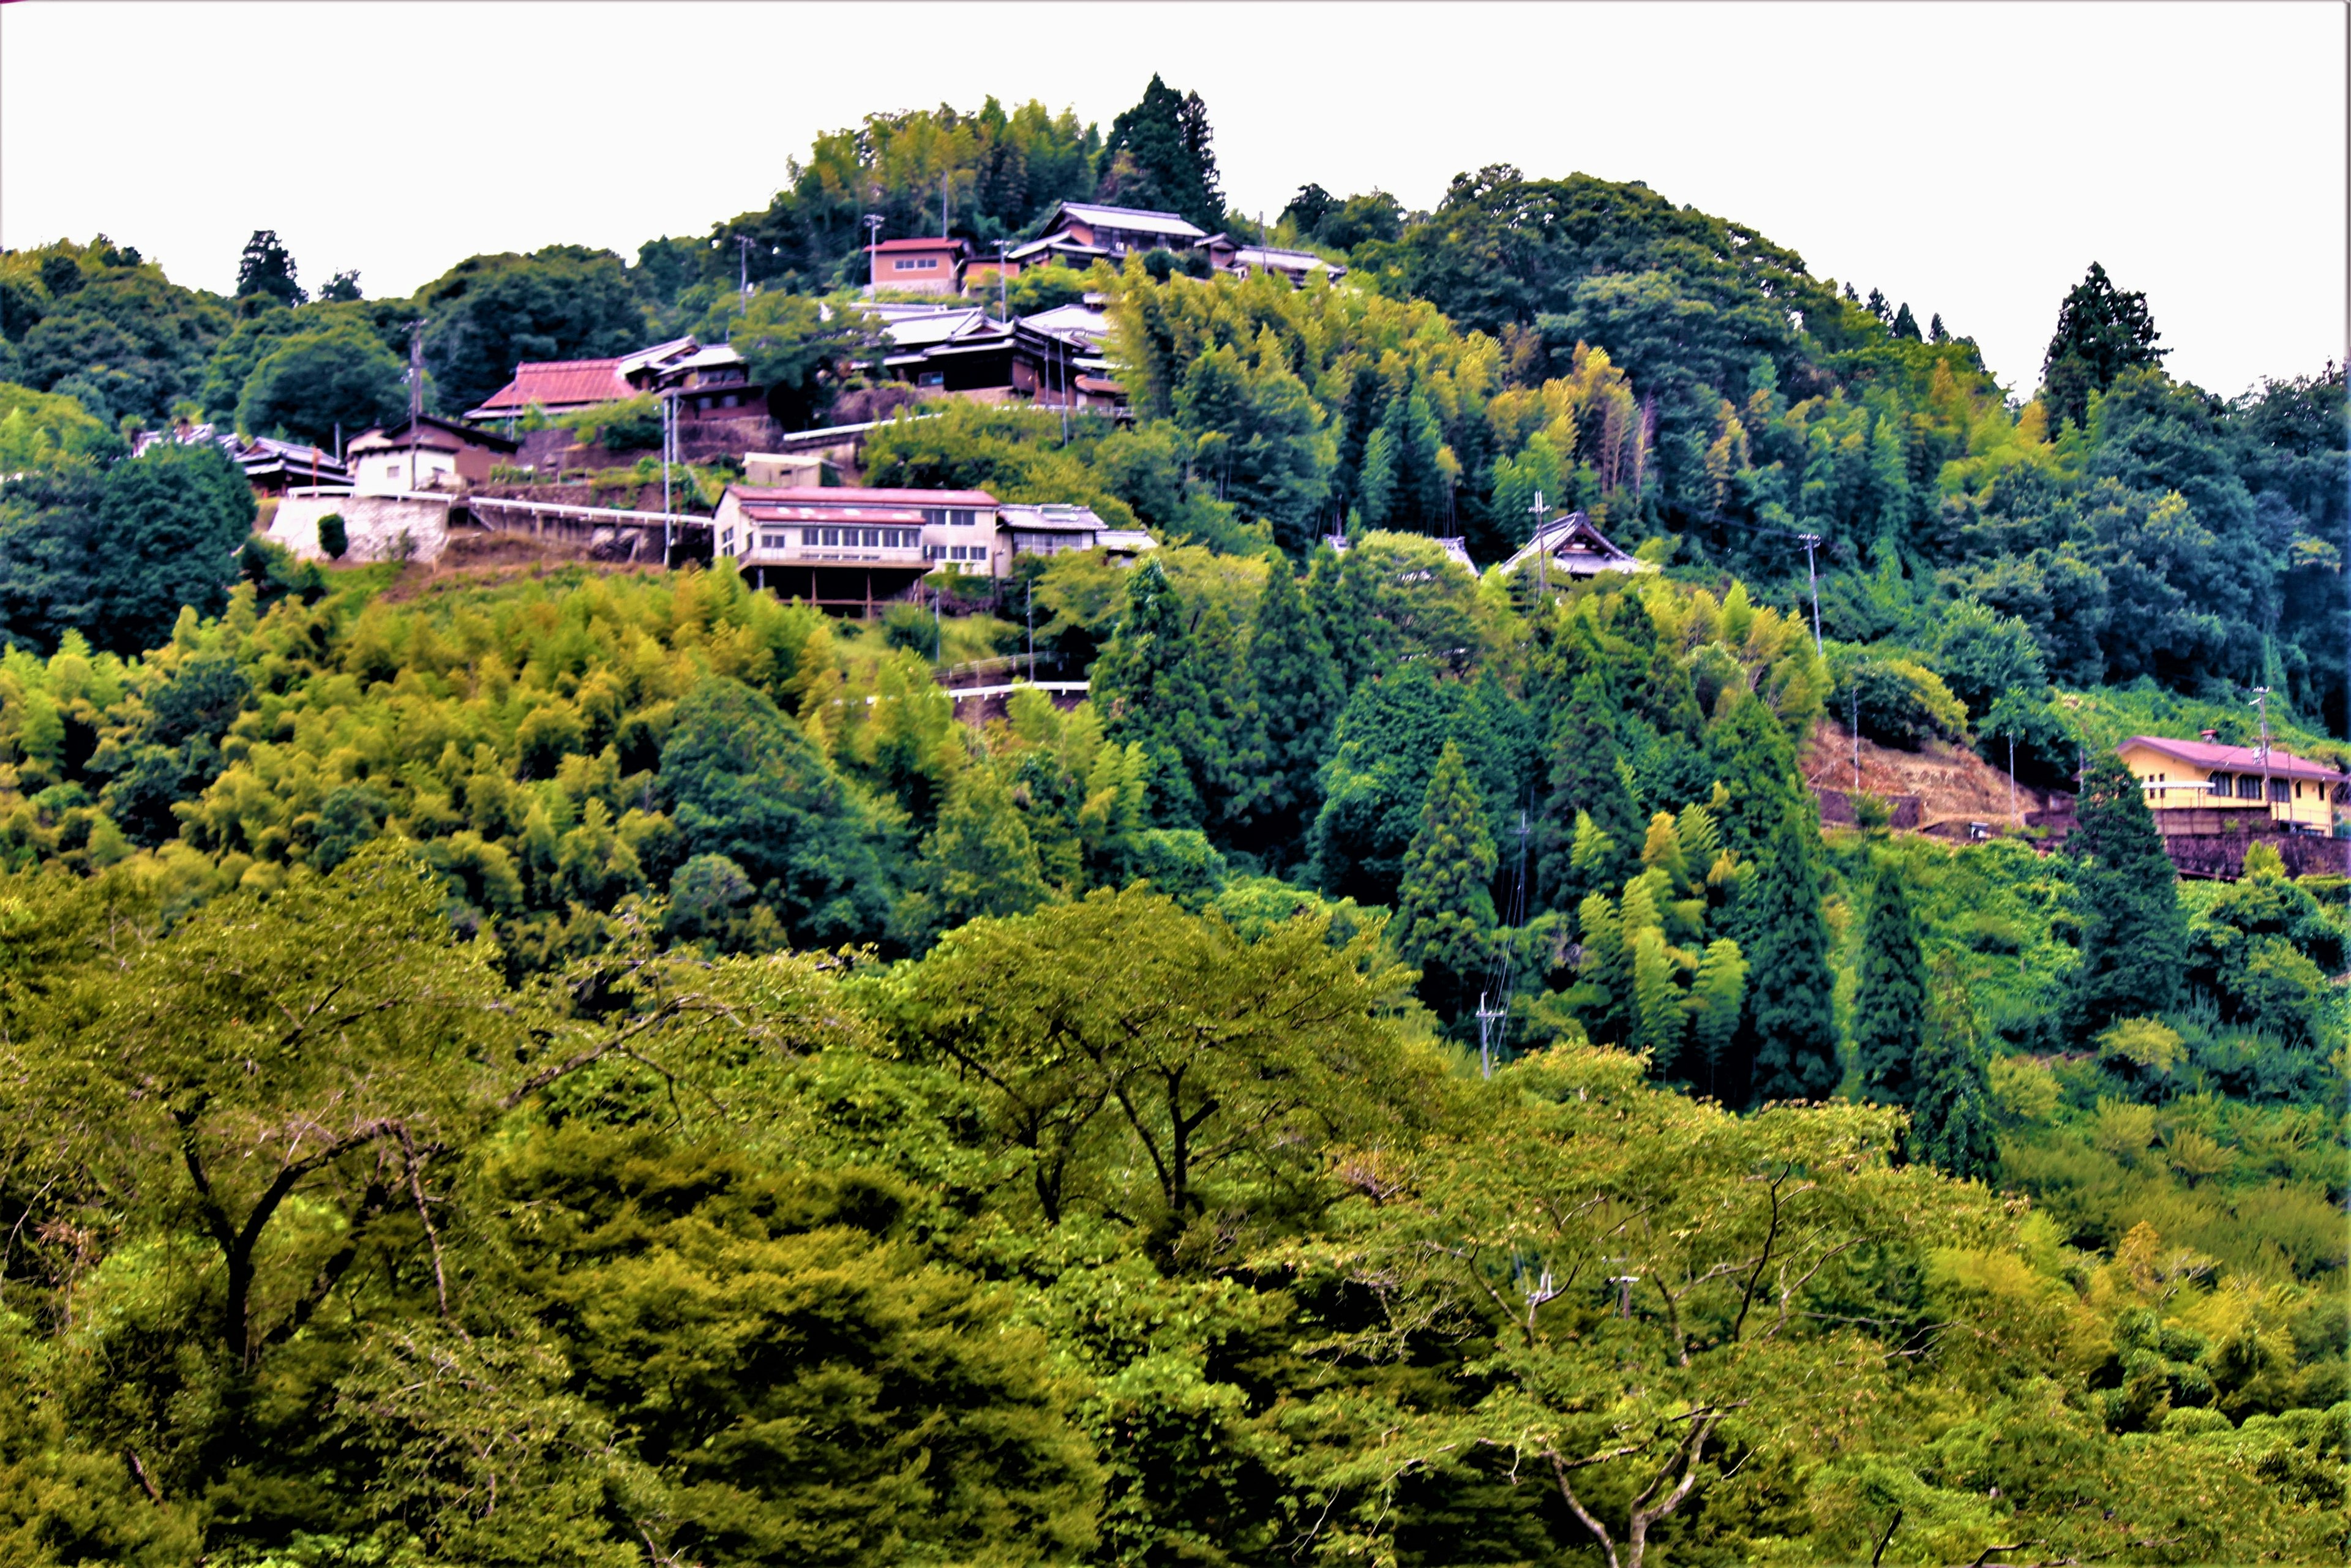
(0, 72, 2346, 1568)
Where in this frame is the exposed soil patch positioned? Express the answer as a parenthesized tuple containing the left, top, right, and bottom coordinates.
(1801, 720, 2071, 831)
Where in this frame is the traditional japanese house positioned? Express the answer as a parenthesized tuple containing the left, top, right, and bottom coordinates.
(1499, 512, 1652, 579)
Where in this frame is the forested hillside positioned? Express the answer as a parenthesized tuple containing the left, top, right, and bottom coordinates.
(0, 75, 2345, 1568)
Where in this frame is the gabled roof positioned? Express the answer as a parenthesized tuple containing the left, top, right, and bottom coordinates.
(872, 237, 966, 254)
(615, 337, 700, 378)
(467, 359, 635, 416)
(1005, 230, 1108, 263)
(346, 415, 521, 456)
(1019, 303, 1110, 340)
(1049, 202, 1209, 241)
(883, 307, 1000, 349)
(2119, 735, 2347, 784)
(1500, 511, 1648, 576)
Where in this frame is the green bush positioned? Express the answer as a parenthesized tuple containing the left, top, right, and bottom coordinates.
(317, 511, 348, 559)
(1829, 647, 1969, 749)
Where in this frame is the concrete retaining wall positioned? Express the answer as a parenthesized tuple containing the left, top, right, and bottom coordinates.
(269, 493, 453, 564)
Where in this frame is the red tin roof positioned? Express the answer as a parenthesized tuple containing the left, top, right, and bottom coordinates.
(467, 359, 635, 416)
(2121, 735, 2347, 784)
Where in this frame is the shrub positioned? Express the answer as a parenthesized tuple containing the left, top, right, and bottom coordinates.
(1829, 647, 1969, 749)
(317, 511, 348, 559)
(882, 600, 940, 660)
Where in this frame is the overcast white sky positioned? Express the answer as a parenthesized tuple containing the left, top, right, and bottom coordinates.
(3, 1, 2342, 397)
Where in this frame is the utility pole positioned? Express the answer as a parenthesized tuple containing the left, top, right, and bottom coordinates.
(2253, 686, 2273, 823)
(1526, 490, 1548, 598)
(996, 239, 1010, 323)
(941, 170, 951, 239)
(737, 234, 755, 318)
(659, 389, 675, 566)
(2007, 729, 2018, 825)
(1025, 574, 1035, 680)
(403, 320, 426, 489)
(1851, 684, 1861, 792)
(1474, 991, 1505, 1079)
(406, 320, 424, 423)
(1799, 533, 1824, 654)
(862, 213, 884, 293)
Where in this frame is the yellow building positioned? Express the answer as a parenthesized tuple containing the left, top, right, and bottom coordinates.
(2117, 735, 2346, 836)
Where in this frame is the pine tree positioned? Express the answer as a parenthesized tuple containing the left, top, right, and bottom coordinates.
(1890, 302, 1922, 342)
(1907, 959, 1998, 1181)
(1245, 560, 1344, 852)
(1740, 800, 1839, 1106)
(1853, 858, 1930, 1106)
(2070, 751, 2187, 1035)
(1394, 741, 1498, 1020)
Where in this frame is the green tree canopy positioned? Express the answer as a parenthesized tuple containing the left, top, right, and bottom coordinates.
(2069, 751, 2188, 1035)
(233, 320, 407, 446)
(419, 246, 650, 416)
(2041, 261, 2166, 430)
(1097, 75, 1224, 234)
(233, 227, 304, 310)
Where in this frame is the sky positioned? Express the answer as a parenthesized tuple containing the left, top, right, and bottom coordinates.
(2, 1, 2342, 398)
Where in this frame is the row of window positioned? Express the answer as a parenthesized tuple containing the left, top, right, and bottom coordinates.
(2202, 772, 2295, 802)
(891, 257, 942, 271)
(921, 507, 980, 527)
(754, 527, 923, 550)
(927, 544, 986, 561)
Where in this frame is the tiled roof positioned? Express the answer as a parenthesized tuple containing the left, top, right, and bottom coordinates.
(885, 309, 998, 348)
(872, 238, 965, 253)
(468, 359, 634, 415)
(2120, 736, 2347, 782)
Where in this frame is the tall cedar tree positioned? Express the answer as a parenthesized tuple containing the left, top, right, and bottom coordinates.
(1852, 860, 1930, 1106)
(234, 228, 304, 309)
(1739, 800, 1840, 1106)
(1908, 959, 1999, 1180)
(2069, 751, 2187, 1035)
(2041, 261, 2167, 430)
(1394, 741, 1499, 1021)
(1097, 75, 1224, 234)
(1191, 599, 1265, 842)
(1539, 670, 1643, 909)
(1091, 558, 1210, 829)
(1246, 561, 1345, 853)
(1310, 661, 1464, 906)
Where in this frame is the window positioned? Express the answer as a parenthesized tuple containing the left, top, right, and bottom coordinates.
(917, 371, 944, 388)
(2237, 775, 2263, 799)
(823, 527, 841, 547)
(861, 528, 879, 547)
(2269, 778, 2290, 803)
(2208, 773, 2230, 796)
(721, 394, 738, 408)
(921, 508, 979, 528)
